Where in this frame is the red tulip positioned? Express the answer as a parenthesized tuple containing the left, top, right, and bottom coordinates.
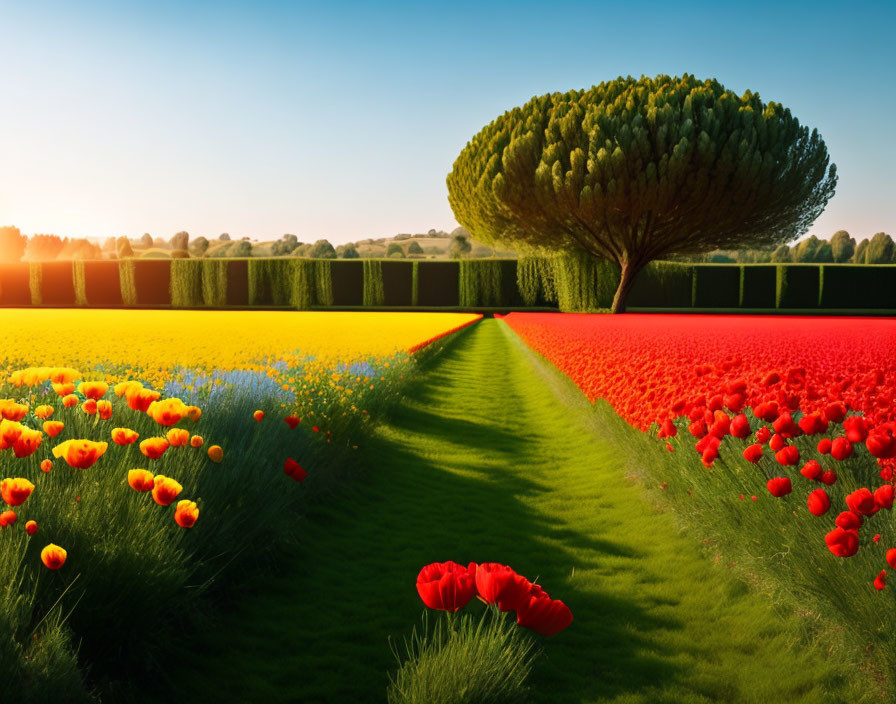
(845, 488, 877, 516)
(817, 438, 832, 455)
(285, 415, 301, 430)
(284, 458, 307, 483)
(516, 595, 573, 636)
(835, 511, 863, 530)
(823, 402, 847, 423)
(886, 548, 896, 569)
(416, 561, 477, 612)
(806, 489, 830, 516)
(825, 527, 859, 557)
(800, 460, 823, 481)
(475, 563, 532, 612)
(874, 484, 894, 510)
(774, 445, 800, 466)
(830, 437, 853, 461)
(820, 470, 838, 485)
(755, 426, 771, 444)
(766, 477, 792, 498)
(798, 413, 828, 436)
(874, 570, 887, 590)
(769, 433, 786, 452)
(743, 444, 763, 463)
(843, 416, 868, 443)
(730, 414, 751, 439)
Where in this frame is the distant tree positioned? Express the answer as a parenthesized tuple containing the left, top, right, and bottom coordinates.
(229, 240, 252, 257)
(116, 237, 134, 258)
(0, 226, 26, 261)
(449, 232, 472, 259)
(170, 249, 190, 259)
(427, 228, 438, 235)
(830, 230, 855, 263)
(189, 236, 209, 257)
(341, 243, 360, 259)
(294, 243, 313, 258)
(853, 238, 869, 264)
(814, 240, 833, 262)
(170, 231, 189, 250)
(865, 232, 895, 264)
(706, 252, 736, 263)
(770, 244, 791, 263)
(447, 75, 837, 312)
(138, 233, 153, 248)
(102, 237, 117, 252)
(792, 236, 819, 263)
(449, 226, 470, 239)
(389, 251, 406, 258)
(24, 234, 66, 261)
(272, 234, 300, 256)
(407, 240, 424, 255)
(59, 238, 102, 260)
(309, 239, 337, 259)
(386, 243, 405, 257)
(153, 237, 166, 248)
(219, 233, 231, 241)
(394, 233, 412, 241)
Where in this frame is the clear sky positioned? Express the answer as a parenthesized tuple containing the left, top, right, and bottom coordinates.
(1, 0, 893, 245)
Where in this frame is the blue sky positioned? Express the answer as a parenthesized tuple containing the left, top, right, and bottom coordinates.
(1, 0, 893, 244)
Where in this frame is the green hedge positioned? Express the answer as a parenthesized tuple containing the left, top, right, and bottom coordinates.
(226, 260, 249, 305)
(363, 260, 385, 306)
(739, 265, 777, 308)
(330, 260, 363, 305)
(627, 261, 693, 308)
(417, 261, 459, 306)
(0, 262, 32, 305)
(693, 265, 739, 308)
(171, 259, 203, 307)
(554, 252, 618, 311)
(381, 260, 413, 306)
(776, 265, 820, 309)
(83, 261, 122, 306)
(819, 265, 896, 309)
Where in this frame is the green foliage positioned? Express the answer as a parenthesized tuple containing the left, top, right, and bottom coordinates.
(341, 242, 360, 259)
(170, 231, 189, 250)
(554, 252, 617, 311)
(248, 259, 296, 306)
(411, 261, 419, 306)
(770, 245, 791, 263)
(170, 259, 203, 307)
(200, 259, 228, 307)
(72, 261, 87, 306)
(290, 259, 315, 309)
(448, 74, 837, 311)
(459, 260, 504, 306)
(28, 262, 42, 305)
(627, 261, 694, 307)
(388, 612, 534, 704)
(449, 233, 472, 259)
(516, 258, 541, 306)
(853, 238, 869, 264)
(119, 260, 137, 305)
(363, 259, 385, 306)
(830, 231, 855, 263)
(314, 259, 334, 306)
(776, 264, 820, 308)
(310, 239, 337, 259)
(387, 243, 405, 258)
(189, 236, 210, 258)
(865, 232, 895, 264)
(407, 240, 424, 255)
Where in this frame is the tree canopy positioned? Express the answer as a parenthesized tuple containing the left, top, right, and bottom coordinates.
(0, 226, 27, 261)
(447, 74, 837, 311)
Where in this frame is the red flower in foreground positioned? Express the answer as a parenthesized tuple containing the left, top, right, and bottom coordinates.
(766, 477, 792, 498)
(887, 549, 896, 570)
(416, 561, 477, 612)
(874, 484, 894, 510)
(0, 510, 16, 527)
(516, 594, 573, 636)
(25, 520, 37, 535)
(800, 460, 823, 481)
(835, 511, 862, 530)
(475, 563, 533, 612)
(774, 445, 800, 466)
(817, 438, 832, 455)
(825, 527, 859, 557)
(874, 570, 887, 591)
(285, 415, 301, 429)
(743, 444, 763, 463)
(845, 488, 877, 516)
(284, 458, 307, 483)
(830, 437, 853, 461)
(807, 489, 830, 517)
(41, 544, 67, 569)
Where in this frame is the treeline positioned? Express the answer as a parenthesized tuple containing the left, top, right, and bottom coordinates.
(687, 231, 896, 264)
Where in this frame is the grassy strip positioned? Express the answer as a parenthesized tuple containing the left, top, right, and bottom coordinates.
(148, 320, 865, 704)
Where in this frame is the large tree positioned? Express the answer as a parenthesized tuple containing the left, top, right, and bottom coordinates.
(447, 74, 837, 312)
(865, 232, 895, 264)
(830, 230, 855, 263)
(0, 226, 26, 261)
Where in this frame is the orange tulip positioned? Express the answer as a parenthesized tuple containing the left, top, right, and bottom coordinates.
(52, 439, 108, 469)
(127, 469, 155, 492)
(253, 410, 265, 422)
(81, 399, 98, 415)
(126, 387, 160, 412)
(52, 382, 76, 396)
(139, 437, 169, 459)
(0, 419, 23, 449)
(166, 428, 189, 447)
(13, 427, 43, 458)
(43, 420, 65, 438)
(174, 500, 199, 528)
(0, 510, 16, 527)
(97, 400, 113, 420)
(146, 398, 188, 426)
(111, 427, 140, 445)
(62, 394, 79, 408)
(78, 381, 109, 400)
(207, 445, 223, 463)
(185, 405, 202, 422)
(41, 544, 67, 570)
(152, 475, 182, 506)
(1, 478, 35, 506)
(189, 435, 204, 448)
(49, 368, 79, 385)
(0, 400, 29, 422)
(34, 405, 54, 420)
(40, 459, 52, 473)
(25, 520, 37, 535)
(114, 380, 142, 397)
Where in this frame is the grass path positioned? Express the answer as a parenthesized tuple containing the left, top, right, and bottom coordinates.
(154, 319, 858, 703)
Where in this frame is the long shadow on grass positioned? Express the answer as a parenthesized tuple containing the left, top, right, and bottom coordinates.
(144, 323, 687, 704)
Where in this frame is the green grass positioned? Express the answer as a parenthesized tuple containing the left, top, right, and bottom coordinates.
(145, 320, 866, 704)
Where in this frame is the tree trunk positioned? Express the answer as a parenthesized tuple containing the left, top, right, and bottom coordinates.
(610, 259, 641, 313)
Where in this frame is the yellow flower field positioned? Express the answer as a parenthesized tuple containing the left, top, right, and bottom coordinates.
(0, 309, 480, 372)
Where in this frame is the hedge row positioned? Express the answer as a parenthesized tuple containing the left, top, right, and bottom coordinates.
(0, 259, 893, 310)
